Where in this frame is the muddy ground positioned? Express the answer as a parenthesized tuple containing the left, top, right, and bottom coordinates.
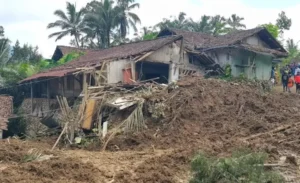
(1, 77, 300, 182)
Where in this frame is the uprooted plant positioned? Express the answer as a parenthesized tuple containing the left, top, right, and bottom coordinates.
(190, 150, 284, 183)
(22, 148, 43, 163)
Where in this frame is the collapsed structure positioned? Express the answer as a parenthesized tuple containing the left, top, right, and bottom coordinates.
(17, 27, 287, 136)
(21, 27, 287, 93)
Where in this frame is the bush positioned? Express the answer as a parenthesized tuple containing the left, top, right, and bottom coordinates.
(190, 150, 284, 183)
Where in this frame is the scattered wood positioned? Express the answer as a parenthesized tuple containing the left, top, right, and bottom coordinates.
(244, 122, 300, 141)
(51, 122, 68, 151)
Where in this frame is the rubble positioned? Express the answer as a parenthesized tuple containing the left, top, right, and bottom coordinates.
(3, 76, 300, 182)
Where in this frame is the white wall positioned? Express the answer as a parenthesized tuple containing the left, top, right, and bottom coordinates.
(107, 59, 131, 83)
(145, 42, 205, 81)
(146, 43, 182, 64)
(244, 35, 270, 48)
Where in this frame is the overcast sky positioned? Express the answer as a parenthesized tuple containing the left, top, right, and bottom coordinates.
(1, 0, 300, 58)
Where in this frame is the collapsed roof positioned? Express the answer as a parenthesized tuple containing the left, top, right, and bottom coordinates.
(51, 46, 88, 61)
(22, 27, 287, 83)
(21, 35, 183, 82)
(157, 27, 288, 56)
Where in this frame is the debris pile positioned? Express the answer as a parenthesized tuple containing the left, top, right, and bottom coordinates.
(102, 76, 300, 155)
(2, 76, 300, 182)
(0, 96, 12, 132)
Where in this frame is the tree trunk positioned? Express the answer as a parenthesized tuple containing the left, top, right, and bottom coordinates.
(107, 31, 110, 48)
(75, 34, 80, 48)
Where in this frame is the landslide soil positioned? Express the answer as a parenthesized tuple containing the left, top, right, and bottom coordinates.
(109, 77, 300, 155)
(2, 77, 300, 182)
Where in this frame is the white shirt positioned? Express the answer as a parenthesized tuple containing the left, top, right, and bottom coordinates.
(295, 68, 300, 75)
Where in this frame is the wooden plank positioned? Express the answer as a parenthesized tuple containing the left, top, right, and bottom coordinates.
(135, 51, 154, 62)
(82, 99, 97, 130)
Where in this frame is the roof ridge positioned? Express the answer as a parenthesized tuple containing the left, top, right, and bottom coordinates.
(85, 35, 182, 53)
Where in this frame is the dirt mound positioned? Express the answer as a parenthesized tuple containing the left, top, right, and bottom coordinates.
(0, 157, 102, 183)
(107, 77, 300, 154)
(0, 139, 53, 163)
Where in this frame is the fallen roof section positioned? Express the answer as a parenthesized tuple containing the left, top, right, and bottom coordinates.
(21, 68, 78, 83)
(21, 35, 183, 83)
(198, 27, 286, 52)
(51, 46, 88, 61)
(157, 28, 213, 50)
(238, 44, 288, 57)
(158, 27, 287, 54)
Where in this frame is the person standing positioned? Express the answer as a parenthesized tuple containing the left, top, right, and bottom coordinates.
(282, 70, 289, 92)
(294, 65, 300, 76)
(295, 71, 300, 93)
(270, 66, 275, 86)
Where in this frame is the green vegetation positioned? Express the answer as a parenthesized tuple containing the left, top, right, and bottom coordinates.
(190, 150, 284, 183)
(262, 24, 280, 39)
(48, 0, 141, 48)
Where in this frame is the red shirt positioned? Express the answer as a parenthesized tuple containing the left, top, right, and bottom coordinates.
(295, 75, 300, 84)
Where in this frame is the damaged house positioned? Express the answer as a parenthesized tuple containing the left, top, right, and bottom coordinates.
(158, 27, 288, 79)
(19, 27, 287, 116)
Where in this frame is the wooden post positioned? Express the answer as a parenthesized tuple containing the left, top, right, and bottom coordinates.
(72, 76, 75, 99)
(31, 82, 33, 114)
(83, 73, 87, 91)
(60, 78, 65, 97)
(179, 38, 184, 63)
(131, 61, 136, 81)
(47, 81, 50, 109)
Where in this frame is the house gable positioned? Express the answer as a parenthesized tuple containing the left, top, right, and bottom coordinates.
(243, 35, 270, 49)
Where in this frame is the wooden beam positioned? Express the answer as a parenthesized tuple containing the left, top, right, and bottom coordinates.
(135, 51, 154, 62)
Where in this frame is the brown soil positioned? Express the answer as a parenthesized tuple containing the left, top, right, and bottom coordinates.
(108, 77, 300, 155)
(0, 157, 102, 183)
(2, 77, 300, 182)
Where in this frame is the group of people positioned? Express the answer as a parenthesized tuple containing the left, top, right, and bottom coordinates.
(273, 63, 300, 93)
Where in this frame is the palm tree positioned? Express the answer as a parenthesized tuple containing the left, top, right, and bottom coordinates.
(0, 26, 4, 37)
(116, 0, 141, 38)
(286, 39, 298, 53)
(156, 12, 189, 30)
(189, 15, 212, 33)
(0, 26, 10, 65)
(209, 15, 228, 35)
(227, 14, 246, 31)
(85, 0, 119, 48)
(47, 2, 86, 48)
(286, 39, 299, 59)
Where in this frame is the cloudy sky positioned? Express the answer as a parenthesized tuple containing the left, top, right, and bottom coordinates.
(1, 0, 300, 58)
